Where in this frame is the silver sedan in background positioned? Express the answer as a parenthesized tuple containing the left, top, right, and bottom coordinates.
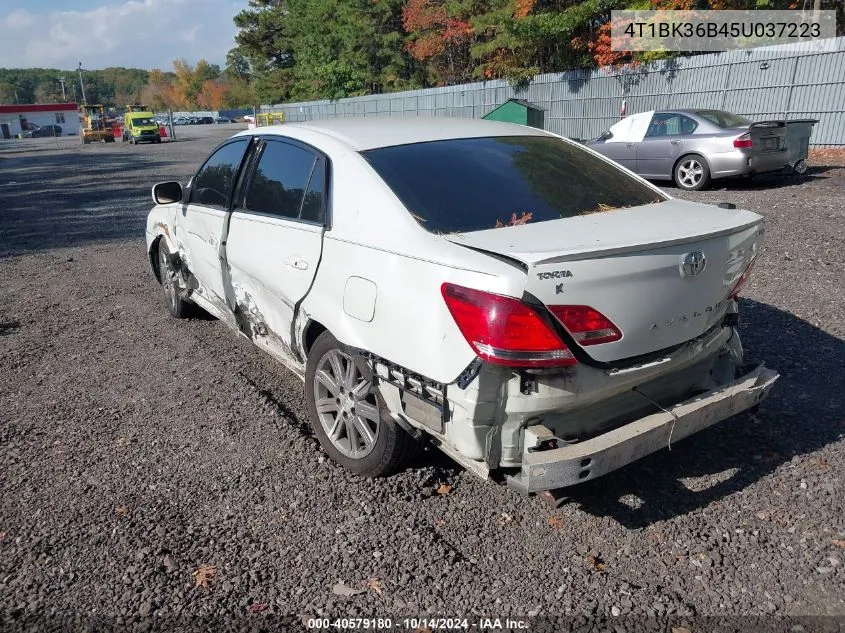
(588, 109, 814, 191)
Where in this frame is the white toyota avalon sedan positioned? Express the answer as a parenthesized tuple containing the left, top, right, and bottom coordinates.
(146, 117, 778, 494)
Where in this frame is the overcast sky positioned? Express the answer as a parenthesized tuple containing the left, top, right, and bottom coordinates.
(0, 0, 249, 71)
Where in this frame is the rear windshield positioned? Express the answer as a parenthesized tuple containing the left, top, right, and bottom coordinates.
(361, 136, 665, 234)
(696, 110, 751, 128)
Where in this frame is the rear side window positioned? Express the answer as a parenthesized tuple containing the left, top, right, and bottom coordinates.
(300, 160, 326, 224)
(190, 139, 250, 208)
(696, 110, 751, 128)
(242, 140, 317, 219)
(646, 113, 698, 137)
(361, 136, 664, 234)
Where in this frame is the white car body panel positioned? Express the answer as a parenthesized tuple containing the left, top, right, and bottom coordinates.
(226, 211, 324, 356)
(145, 117, 778, 492)
(176, 204, 229, 304)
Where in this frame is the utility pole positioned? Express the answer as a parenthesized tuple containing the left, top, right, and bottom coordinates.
(58, 77, 67, 101)
(77, 62, 87, 105)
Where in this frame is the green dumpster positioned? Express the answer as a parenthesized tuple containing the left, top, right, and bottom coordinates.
(482, 99, 545, 129)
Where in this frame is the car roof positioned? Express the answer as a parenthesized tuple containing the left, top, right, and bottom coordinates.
(240, 116, 553, 151)
(654, 109, 706, 115)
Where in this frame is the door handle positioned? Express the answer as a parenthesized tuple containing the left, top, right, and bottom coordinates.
(284, 256, 308, 270)
(626, 143, 635, 147)
(670, 140, 680, 145)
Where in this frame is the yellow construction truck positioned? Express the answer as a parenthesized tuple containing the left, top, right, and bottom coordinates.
(80, 104, 115, 144)
(122, 105, 161, 144)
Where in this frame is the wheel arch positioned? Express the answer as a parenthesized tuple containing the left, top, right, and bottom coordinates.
(149, 235, 163, 283)
(147, 230, 179, 284)
(301, 318, 328, 359)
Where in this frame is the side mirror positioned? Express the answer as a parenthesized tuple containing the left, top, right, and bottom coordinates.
(152, 181, 183, 205)
(599, 130, 613, 141)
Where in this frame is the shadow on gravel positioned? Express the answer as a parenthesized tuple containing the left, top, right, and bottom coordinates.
(569, 299, 845, 528)
(709, 172, 832, 191)
(0, 319, 20, 336)
(0, 151, 184, 258)
(660, 167, 839, 195)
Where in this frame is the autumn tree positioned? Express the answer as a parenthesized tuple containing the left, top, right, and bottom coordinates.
(196, 80, 229, 110)
(402, 0, 475, 86)
(141, 69, 184, 110)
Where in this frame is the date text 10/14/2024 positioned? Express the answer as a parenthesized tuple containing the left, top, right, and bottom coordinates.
(306, 617, 530, 630)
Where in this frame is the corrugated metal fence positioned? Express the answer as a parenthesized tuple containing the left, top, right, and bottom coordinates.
(265, 36, 845, 146)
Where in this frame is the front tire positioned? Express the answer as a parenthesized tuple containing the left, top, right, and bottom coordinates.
(305, 331, 415, 477)
(157, 240, 192, 318)
(673, 155, 711, 191)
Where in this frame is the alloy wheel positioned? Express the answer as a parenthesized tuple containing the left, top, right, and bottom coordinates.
(313, 349, 380, 459)
(678, 159, 704, 188)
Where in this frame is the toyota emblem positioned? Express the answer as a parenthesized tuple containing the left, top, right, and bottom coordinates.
(682, 251, 706, 277)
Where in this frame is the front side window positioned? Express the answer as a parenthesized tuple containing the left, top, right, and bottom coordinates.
(242, 140, 317, 220)
(646, 113, 698, 137)
(361, 136, 665, 235)
(190, 139, 250, 208)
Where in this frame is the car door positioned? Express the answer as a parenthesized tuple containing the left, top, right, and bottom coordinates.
(636, 113, 698, 178)
(176, 137, 252, 308)
(224, 137, 328, 354)
(592, 111, 652, 171)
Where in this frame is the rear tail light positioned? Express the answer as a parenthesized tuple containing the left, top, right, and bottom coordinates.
(441, 283, 576, 367)
(728, 259, 755, 298)
(548, 305, 623, 346)
(733, 133, 753, 149)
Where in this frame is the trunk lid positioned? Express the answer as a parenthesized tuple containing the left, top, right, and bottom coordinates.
(445, 199, 763, 363)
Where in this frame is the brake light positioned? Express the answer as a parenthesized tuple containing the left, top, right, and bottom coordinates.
(733, 133, 753, 149)
(729, 260, 755, 298)
(548, 305, 622, 346)
(441, 283, 576, 367)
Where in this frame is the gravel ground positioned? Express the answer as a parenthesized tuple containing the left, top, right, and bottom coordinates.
(1, 127, 843, 630)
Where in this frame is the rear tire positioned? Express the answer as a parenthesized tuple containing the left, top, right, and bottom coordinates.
(673, 155, 711, 191)
(305, 331, 416, 477)
(157, 240, 192, 318)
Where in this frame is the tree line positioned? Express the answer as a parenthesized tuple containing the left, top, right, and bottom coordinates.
(2, 0, 842, 110)
(229, 0, 844, 104)
(0, 63, 254, 111)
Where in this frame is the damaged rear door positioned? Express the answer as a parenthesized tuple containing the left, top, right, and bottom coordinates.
(223, 137, 328, 362)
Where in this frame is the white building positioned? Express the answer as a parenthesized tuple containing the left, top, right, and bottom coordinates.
(0, 103, 81, 139)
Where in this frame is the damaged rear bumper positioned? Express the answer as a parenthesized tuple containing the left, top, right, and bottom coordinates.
(506, 364, 779, 494)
